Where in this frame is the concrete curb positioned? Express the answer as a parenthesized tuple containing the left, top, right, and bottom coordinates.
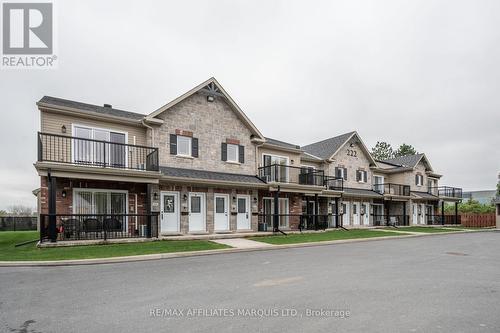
(0, 229, 490, 267)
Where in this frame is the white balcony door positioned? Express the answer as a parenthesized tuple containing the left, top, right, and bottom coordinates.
(189, 193, 206, 232)
(236, 195, 251, 230)
(373, 176, 384, 194)
(160, 192, 179, 233)
(353, 202, 360, 225)
(72, 125, 127, 167)
(214, 194, 229, 231)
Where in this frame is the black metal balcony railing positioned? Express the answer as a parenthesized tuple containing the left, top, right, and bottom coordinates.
(38, 132, 159, 171)
(373, 183, 410, 196)
(428, 186, 463, 198)
(371, 214, 410, 226)
(39, 214, 159, 242)
(258, 164, 343, 190)
(324, 176, 344, 191)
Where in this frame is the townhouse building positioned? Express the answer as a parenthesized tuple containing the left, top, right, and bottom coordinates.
(35, 78, 462, 242)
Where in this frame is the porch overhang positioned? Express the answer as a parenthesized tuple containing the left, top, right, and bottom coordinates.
(382, 194, 411, 202)
(34, 161, 160, 184)
(160, 175, 268, 189)
(342, 188, 384, 199)
(266, 183, 324, 194)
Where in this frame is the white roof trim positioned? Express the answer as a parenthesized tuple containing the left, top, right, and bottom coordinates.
(146, 77, 265, 140)
(328, 132, 378, 165)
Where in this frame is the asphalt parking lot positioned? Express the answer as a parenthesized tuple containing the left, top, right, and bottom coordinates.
(1, 231, 499, 332)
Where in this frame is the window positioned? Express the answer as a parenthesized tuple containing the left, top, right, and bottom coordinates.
(215, 197, 225, 214)
(335, 167, 347, 180)
(227, 144, 239, 163)
(73, 189, 127, 231)
(191, 196, 201, 213)
(177, 136, 192, 156)
(73, 125, 127, 167)
(237, 198, 246, 213)
(356, 170, 367, 183)
(263, 197, 289, 228)
(262, 154, 289, 182)
(416, 174, 424, 186)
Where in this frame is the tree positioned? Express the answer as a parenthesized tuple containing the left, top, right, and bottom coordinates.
(371, 141, 394, 160)
(444, 200, 495, 214)
(394, 144, 418, 157)
(8, 205, 34, 216)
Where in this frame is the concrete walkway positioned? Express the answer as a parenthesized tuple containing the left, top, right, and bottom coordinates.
(212, 238, 274, 249)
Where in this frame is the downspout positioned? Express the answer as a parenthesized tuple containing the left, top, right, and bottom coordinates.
(141, 118, 155, 147)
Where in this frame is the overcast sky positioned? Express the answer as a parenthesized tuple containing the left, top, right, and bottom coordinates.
(0, 0, 499, 210)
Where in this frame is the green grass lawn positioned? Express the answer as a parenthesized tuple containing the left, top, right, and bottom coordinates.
(0, 231, 229, 261)
(250, 229, 409, 245)
(388, 226, 460, 233)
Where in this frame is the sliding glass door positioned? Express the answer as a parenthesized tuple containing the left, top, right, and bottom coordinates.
(73, 190, 128, 231)
(73, 125, 127, 167)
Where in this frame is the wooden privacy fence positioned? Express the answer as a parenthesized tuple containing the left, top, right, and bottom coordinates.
(460, 213, 496, 227)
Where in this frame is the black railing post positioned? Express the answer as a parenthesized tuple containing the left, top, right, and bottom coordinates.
(273, 187, 280, 232)
(37, 132, 42, 161)
(314, 194, 319, 230)
(441, 201, 445, 225)
(335, 197, 339, 228)
(146, 214, 152, 238)
(48, 172, 57, 242)
(455, 202, 458, 225)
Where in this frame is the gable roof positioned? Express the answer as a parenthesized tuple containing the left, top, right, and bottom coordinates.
(302, 131, 377, 165)
(146, 77, 265, 140)
(302, 132, 356, 160)
(379, 153, 434, 171)
(264, 137, 301, 150)
(37, 96, 146, 121)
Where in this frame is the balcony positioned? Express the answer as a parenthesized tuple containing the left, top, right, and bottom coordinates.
(38, 132, 159, 171)
(257, 164, 343, 190)
(373, 183, 410, 196)
(428, 186, 462, 199)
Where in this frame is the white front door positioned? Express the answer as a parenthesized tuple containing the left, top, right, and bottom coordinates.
(420, 204, 426, 224)
(362, 203, 370, 225)
(412, 204, 418, 225)
(160, 192, 180, 233)
(352, 202, 360, 225)
(214, 194, 229, 231)
(236, 195, 251, 230)
(189, 193, 206, 232)
(343, 203, 350, 226)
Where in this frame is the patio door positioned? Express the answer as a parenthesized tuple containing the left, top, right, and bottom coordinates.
(352, 202, 360, 225)
(214, 194, 229, 231)
(236, 195, 251, 230)
(189, 193, 206, 232)
(160, 192, 179, 233)
(263, 198, 289, 229)
(73, 189, 127, 231)
(372, 204, 384, 226)
(73, 125, 127, 167)
(373, 176, 384, 194)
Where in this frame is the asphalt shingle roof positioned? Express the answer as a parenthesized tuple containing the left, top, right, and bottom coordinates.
(411, 191, 438, 200)
(160, 166, 266, 184)
(380, 154, 424, 168)
(38, 96, 146, 121)
(343, 188, 383, 197)
(301, 131, 355, 160)
(264, 137, 301, 150)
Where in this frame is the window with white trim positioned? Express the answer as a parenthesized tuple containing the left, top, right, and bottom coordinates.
(416, 174, 424, 186)
(73, 125, 127, 167)
(227, 143, 239, 163)
(177, 135, 192, 156)
(356, 170, 367, 183)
